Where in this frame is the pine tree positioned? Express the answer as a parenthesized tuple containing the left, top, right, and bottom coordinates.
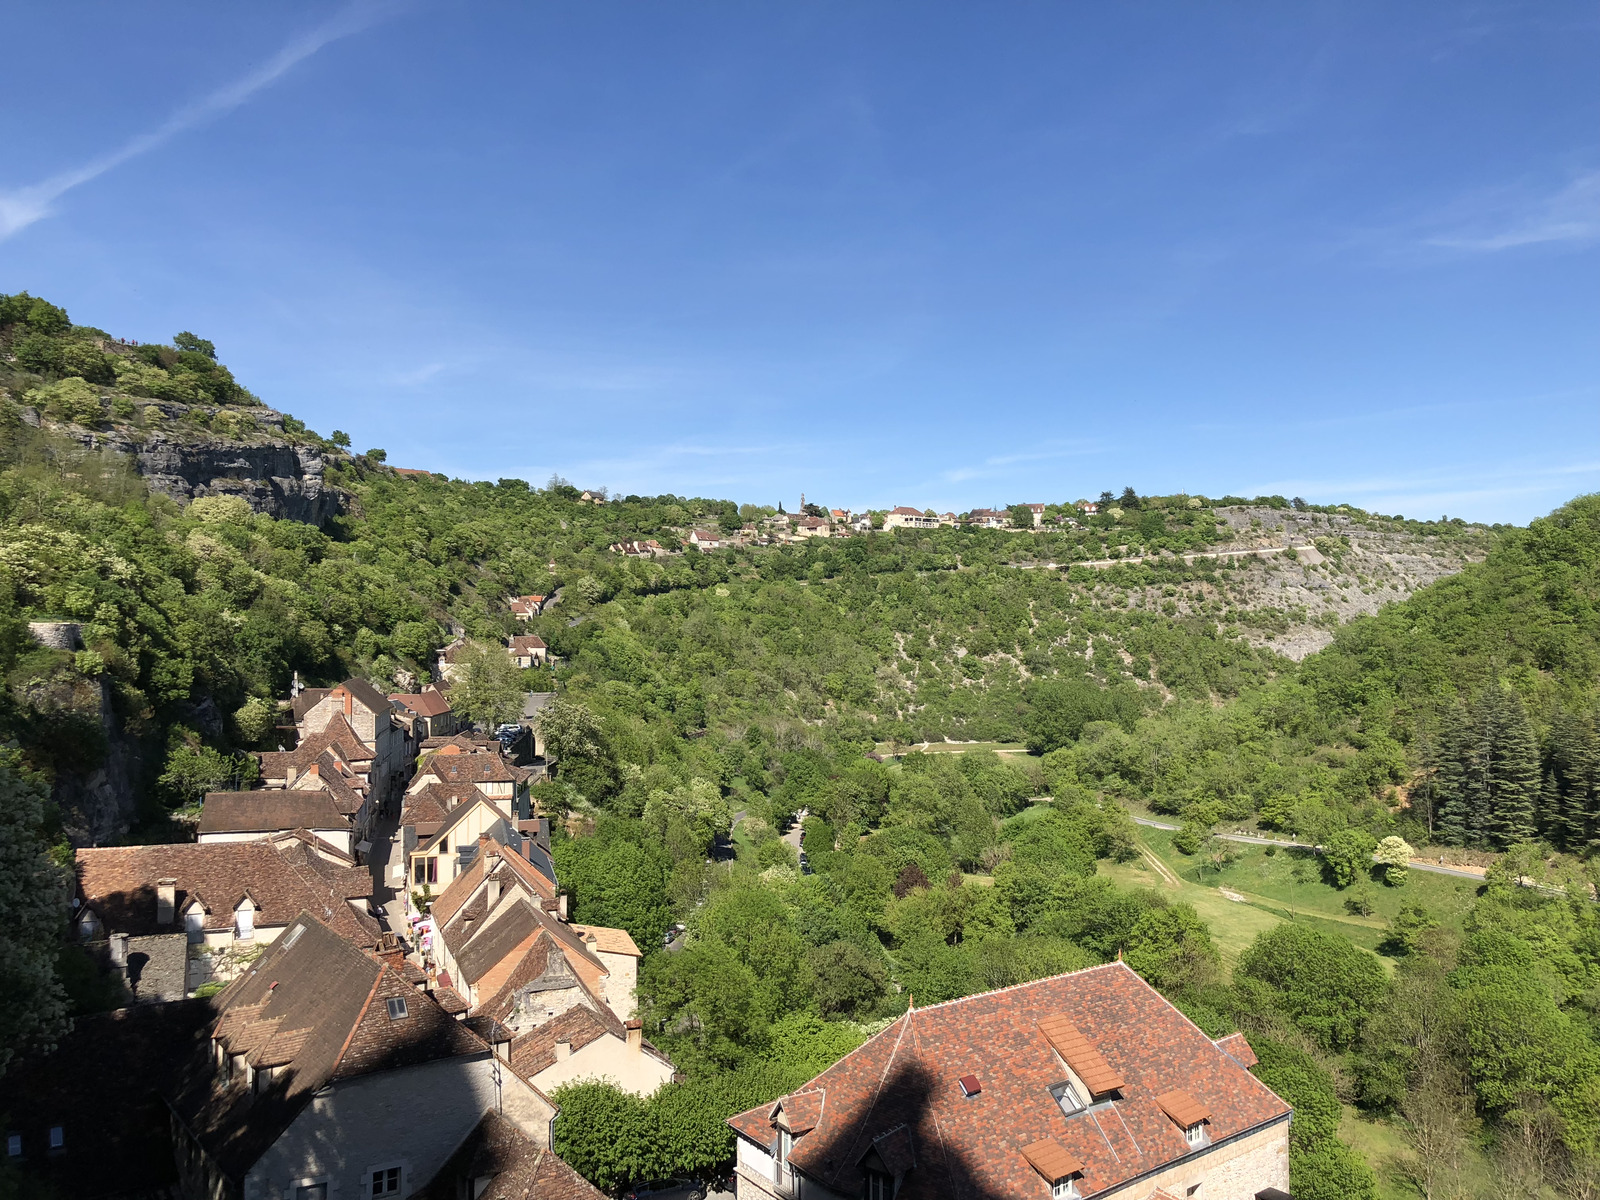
(1480, 687, 1539, 848)
(1543, 708, 1600, 850)
(1432, 702, 1473, 846)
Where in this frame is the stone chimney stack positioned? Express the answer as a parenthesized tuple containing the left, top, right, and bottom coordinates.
(626, 1019, 643, 1053)
(487, 876, 501, 908)
(156, 878, 177, 925)
(557, 894, 569, 921)
(554, 1040, 571, 1061)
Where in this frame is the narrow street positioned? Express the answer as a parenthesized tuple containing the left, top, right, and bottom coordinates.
(366, 808, 401, 930)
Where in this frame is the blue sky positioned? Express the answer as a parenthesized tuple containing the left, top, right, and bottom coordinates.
(2, 3, 1596, 524)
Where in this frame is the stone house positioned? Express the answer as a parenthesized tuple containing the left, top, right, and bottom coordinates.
(728, 963, 1290, 1200)
(687, 529, 723, 552)
(74, 834, 379, 993)
(166, 914, 563, 1200)
(292, 679, 412, 820)
(508, 634, 549, 668)
(409, 745, 530, 813)
(391, 685, 458, 739)
(426, 837, 673, 1098)
(792, 516, 832, 539)
(883, 507, 938, 530)
(1025, 502, 1047, 526)
(508, 595, 546, 620)
(966, 508, 1011, 529)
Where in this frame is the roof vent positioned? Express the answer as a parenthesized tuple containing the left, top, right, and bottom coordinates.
(958, 1074, 981, 1097)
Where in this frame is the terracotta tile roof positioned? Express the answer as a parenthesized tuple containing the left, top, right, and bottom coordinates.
(509, 1004, 614, 1078)
(1214, 1032, 1258, 1069)
(509, 635, 547, 653)
(291, 687, 330, 721)
(1154, 1089, 1211, 1129)
(569, 923, 641, 957)
(420, 752, 520, 787)
(76, 841, 377, 945)
(1038, 1012, 1126, 1095)
(168, 915, 486, 1182)
(434, 985, 470, 1015)
(419, 1113, 604, 1200)
(457, 900, 542, 987)
(889, 506, 924, 515)
(726, 963, 1291, 1200)
(199, 790, 348, 835)
(414, 795, 518, 856)
(1020, 1139, 1082, 1183)
(431, 836, 557, 926)
(391, 689, 453, 717)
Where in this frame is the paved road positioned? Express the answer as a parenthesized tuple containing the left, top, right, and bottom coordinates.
(1131, 816, 1488, 881)
(365, 809, 402, 930)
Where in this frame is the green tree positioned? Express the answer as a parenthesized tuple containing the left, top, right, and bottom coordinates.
(1236, 924, 1388, 1051)
(329, 429, 352, 447)
(537, 697, 618, 802)
(172, 331, 217, 359)
(807, 940, 887, 1017)
(0, 756, 70, 1074)
(445, 642, 525, 728)
(553, 819, 671, 953)
(1251, 1037, 1377, 1200)
(1322, 828, 1376, 888)
(549, 1081, 655, 1190)
(1124, 903, 1220, 994)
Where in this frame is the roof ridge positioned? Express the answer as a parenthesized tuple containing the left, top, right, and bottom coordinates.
(902, 960, 1123, 1014)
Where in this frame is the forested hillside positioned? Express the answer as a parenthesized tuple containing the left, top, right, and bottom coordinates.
(4, 293, 1598, 1197)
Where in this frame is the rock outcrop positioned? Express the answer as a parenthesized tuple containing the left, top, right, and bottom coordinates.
(45, 402, 348, 524)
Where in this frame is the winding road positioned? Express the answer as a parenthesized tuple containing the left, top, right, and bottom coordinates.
(1130, 816, 1488, 881)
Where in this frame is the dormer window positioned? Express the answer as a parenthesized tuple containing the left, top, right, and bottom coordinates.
(77, 909, 101, 940)
(7, 1133, 21, 1158)
(234, 900, 256, 940)
(387, 997, 409, 1021)
(1154, 1090, 1213, 1152)
(1051, 1180, 1080, 1199)
(47, 1126, 63, 1155)
(863, 1171, 892, 1200)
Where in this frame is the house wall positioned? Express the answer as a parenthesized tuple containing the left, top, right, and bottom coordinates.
(529, 1033, 675, 1098)
(240, 1054, 513, 1200)
(1102, 1120, 1290, 1200)
(591, 949, 638, 1022)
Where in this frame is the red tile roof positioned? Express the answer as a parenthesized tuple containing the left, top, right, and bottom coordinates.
(392, 689, 453, 717)
(1213, 1032, 1259, 1069)
(726, 963, 1291, 1200)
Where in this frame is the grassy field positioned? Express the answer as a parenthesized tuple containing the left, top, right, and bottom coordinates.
(1100, 824, 1482, 964)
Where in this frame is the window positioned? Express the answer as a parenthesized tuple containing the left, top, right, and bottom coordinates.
(48, 1126, 63, 1153)
(235, 905, 254, 940)
(184, 907, 206, 940)
(1050, 1081, 1084, 1114)
(6, 1133, 20, 1158)
(371, 1167, 401, 1196)
(387, 996, 409, 1021)
(1051, 1181, 1079, 1200)
(864, 1172, 891, 1200)
(1184, 1124, 1209, 1149)
(283, 923, 305, 950)
(426, 858, 439, 885)
(297, 1185, 328, 1200)
(438, 837, 448, 854)
(413, 861, 427, 885)
(776, 1129, 793, 1165)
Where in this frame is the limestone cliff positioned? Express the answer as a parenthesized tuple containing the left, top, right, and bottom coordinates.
(21, 400, 348, 524)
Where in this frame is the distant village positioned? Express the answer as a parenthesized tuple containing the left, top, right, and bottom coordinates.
(608, 495, 1108, 557)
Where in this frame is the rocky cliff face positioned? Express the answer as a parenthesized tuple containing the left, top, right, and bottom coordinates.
(27, 401, 348, 524)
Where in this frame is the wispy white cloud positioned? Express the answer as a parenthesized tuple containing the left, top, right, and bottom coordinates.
(939, 441, 1104, 484)
(0, 3, 394, 241)
(1424, 169, 1600, 252)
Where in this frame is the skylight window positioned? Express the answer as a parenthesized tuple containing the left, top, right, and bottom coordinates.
(386, 997, 409, 1020)
(283, 923, 305, 949)
(1050, 1081, 1084, 1114)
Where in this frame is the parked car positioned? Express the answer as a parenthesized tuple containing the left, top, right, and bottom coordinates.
(661, 923, 687, 947)
(622, 1179, 703, 1200)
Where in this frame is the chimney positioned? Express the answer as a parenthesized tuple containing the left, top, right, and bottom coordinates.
(626, 1019, 642, 1053)
(306, 762, 320, 780)
(554, 1040, 571, 1061)
(557, 894, 569, 921)
(156, 878, 177, 925)
(487, 876, 501, 908)
(109, 932, 129, 968)
(342, 687, 353, 718)
(286, 763, 298, 785)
